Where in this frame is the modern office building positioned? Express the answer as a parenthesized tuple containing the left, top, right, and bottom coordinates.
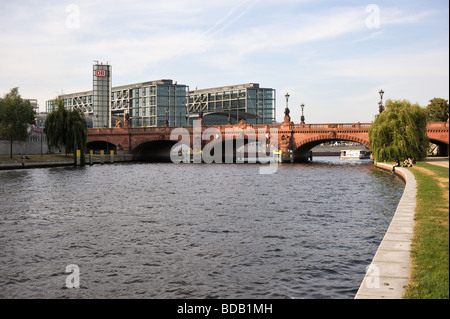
(46, 79, 188, 128)
(45, 63, 275, 128)
(188, 83, 276, 125)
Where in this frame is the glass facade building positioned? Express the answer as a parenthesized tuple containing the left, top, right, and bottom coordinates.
(46, 79, 276, 128)
(46, 79, 188, 128)
(188, 83, 276, 125)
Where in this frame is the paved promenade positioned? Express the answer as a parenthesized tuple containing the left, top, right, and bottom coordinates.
(424, 156, 449, 168)
(355, 157, 448, 298)
(0, 154, 134, 170)
(0, 159, 74, 170)
(355, 163, 416, 299)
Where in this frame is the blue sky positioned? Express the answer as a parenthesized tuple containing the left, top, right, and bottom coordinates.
(0, 0, 448, 123)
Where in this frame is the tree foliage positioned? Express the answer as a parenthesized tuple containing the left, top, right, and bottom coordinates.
(44, 97, 87, 164)
(369, 99, 429, 162)
(0, 88, 36, 158)
(426, 98, 449, 122)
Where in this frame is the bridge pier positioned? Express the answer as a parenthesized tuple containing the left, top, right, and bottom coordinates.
(281, 150, 293, 163)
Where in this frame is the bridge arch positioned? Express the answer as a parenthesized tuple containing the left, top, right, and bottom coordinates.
(292, 134, 371, 162)
(203, 136, 260, 163)
(428, 138, 449, 156)
(132, 139, 179, 162)
(87, 140, 117, 154)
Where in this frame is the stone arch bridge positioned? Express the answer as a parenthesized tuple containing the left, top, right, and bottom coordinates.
(87, 117, 449, 162)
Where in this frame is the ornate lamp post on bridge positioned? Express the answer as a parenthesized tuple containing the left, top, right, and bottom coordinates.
(378, 89, 384, 113)
(284, 93, 290, 117)
(300, 103, 305, 124)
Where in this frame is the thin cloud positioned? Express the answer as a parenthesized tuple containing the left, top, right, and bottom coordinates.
(380, 7, 437, 26)
(204, 0, 259, 36)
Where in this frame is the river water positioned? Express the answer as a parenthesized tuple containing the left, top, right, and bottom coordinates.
(0, 157, 404, 299)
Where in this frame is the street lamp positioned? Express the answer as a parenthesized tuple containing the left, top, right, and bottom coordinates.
(300, 103, 305, 124)
(378, 89, 384, 113)
(284, 93, 290, 117)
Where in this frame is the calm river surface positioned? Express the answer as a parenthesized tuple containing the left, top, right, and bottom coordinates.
(0, 157, 404, 299)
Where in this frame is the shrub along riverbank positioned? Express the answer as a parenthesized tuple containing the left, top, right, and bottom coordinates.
(404, 162, 449, 299)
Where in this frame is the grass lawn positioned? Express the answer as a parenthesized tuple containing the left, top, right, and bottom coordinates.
(404, 162, 449, 299)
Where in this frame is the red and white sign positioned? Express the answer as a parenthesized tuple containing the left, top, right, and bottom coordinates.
(95, 69, 106, 77)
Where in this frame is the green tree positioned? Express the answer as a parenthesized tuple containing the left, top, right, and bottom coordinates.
(0, 88, 36, 158)
(426, 98, 449, 122)
(44, 97, 87, 164)
(369, 99, 429, 162)
(44, 98, 67, 153)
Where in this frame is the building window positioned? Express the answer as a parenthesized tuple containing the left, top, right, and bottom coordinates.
(247, 89, 256, 99)
(157, 86, 169, 96)
(157, 96, 169, 106)
(264, 90, 274, 99)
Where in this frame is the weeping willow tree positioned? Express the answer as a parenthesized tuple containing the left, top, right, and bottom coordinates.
(44, 98, 66, 152)
(369, 99, 429, 162)
(45, 97, 87, 165)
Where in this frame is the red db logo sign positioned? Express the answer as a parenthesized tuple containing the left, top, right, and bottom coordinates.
(95, 69, 106, 77)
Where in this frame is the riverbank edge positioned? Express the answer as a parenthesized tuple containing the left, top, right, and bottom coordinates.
(354, 162, 416, 299)
(0, 155, 134, 170)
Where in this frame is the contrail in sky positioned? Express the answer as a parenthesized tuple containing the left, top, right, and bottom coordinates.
(204, 0, 259, 36)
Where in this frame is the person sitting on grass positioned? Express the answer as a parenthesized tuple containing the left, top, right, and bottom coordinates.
(402, 158, 413, 167)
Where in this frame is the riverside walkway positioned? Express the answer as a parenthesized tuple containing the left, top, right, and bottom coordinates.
(355, 163, 416, 298)
(355, 157, 448, 299)
(424, 157, 449, 168)
(0, 154, 133, 170)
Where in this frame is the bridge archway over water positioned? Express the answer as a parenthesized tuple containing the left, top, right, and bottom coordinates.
(133, 140, 178, 162)
(202, 137, 264, 163)
(133, 137, 266, 163)
(87, 140, 117, 154)
(292, 134, 371, 162)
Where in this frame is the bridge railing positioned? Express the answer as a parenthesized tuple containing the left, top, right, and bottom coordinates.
(88, 126, 176, 134)
(427, 122, 449, 129)
(292, 123, 372, 130)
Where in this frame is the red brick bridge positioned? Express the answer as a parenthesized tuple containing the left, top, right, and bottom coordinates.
(87, 116, 449, 162)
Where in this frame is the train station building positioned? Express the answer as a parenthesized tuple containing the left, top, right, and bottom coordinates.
(46, 63, 275, 128)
